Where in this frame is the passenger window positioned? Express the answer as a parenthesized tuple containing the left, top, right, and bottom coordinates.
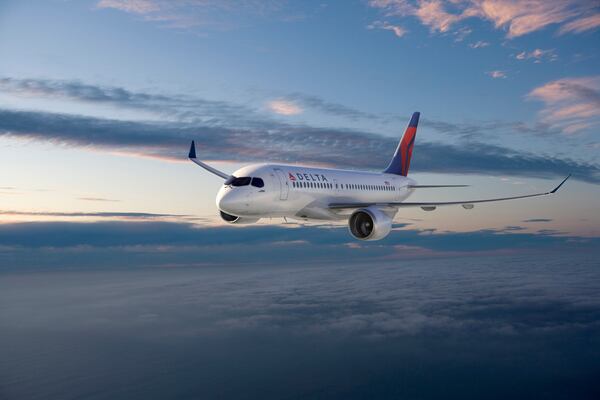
(251, 177, 264, 188)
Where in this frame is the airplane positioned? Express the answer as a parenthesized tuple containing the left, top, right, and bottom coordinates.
(188, 112, 570, 241)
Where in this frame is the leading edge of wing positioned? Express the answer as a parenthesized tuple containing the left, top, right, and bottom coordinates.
(329, 175, 571, 210)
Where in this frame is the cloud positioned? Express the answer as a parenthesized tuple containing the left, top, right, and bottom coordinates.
(1, 221, 598, 269)
(0, 77, 379, 123)
(95, 0, 293, 31)
(469, 40, 489, 48)
(515, 48, 557, 63)
(78, 197, 120, 202)
(522, 218, 553, 223)
(1, 107, 598, 183)
(267, 99, 303, 115)
(453, 26, 472, 41)
(558, 13, 600, 34)
(415, 0, 465, 33)
(2, 240, 598, 399)
(528, 76, 600, 135)
(282, 92, 379, 120)
(1, 77, 598, 182)
(368, 1, 600, 38)
(0, 77, 254, 126)
(97, 0, 159, 14)
(0, 210, 187, 220)
(487, 70, 507, 79)
(367, 20, 407, 37)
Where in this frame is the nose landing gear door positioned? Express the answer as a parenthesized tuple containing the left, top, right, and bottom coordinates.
(273, 168, 289, 200)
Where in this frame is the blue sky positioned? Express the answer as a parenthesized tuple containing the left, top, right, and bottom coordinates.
(0, 0, 599, 260)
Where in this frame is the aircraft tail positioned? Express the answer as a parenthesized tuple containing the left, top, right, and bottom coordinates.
(383, 112, 420, 176)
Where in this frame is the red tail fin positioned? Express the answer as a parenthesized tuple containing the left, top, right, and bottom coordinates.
(383, 112, 420, 176)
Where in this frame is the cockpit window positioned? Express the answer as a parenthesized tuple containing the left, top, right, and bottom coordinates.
(251, 177, 264, 188)
(224, 176, 251, 186)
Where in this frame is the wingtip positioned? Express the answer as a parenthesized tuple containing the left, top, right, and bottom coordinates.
(188, 140, 196, 159)
(550, 174, 571, 194)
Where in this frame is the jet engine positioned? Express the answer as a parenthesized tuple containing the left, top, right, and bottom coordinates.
(219, 211, 259, 224)
(348, 207, 392, 241)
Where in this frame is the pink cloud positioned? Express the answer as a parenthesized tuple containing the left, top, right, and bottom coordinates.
(528, 76, 600, 135)
(368, 0, 600, 38)
(414, 0, 464, 32)
(487, 70, 506, 79)
(559, 13, 600, 34)
(367, 20, 408, 37)
(267, 100, 303, 116)
(515, 48, 557, 63)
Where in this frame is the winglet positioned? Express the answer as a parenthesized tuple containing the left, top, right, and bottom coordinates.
(188, 140, 196, 159)
(550, 174, 570, 194)
(187, 140, 230, 180)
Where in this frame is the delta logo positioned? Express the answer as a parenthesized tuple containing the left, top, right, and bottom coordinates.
(288, 172, 329, 182)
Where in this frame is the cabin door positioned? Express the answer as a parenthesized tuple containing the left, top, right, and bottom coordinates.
(273, 168, 289, 200)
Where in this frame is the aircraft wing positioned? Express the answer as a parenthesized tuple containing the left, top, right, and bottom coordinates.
(329, 175, 570, 211)
(188, 141, 230, 179)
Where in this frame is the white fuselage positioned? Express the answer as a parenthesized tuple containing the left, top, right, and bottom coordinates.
(217, 163, 416, 221)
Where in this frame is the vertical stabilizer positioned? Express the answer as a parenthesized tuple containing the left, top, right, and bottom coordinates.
(383, 112, 420, 176)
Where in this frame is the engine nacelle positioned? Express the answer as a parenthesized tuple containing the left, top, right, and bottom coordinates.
(348, 207, 392, 241)
(219, 211, 259, 225)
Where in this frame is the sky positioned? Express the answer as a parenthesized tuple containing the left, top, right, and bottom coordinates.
(0, 0, 600, 261)
(1, 3, 600, 399)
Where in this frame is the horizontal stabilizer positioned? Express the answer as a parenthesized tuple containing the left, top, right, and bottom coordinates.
(408, 185, 469, 189)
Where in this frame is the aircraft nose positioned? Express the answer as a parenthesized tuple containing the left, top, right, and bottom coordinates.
(217, 188, 244, 214)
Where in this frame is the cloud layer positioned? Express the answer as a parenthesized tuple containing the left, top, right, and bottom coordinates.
(1, 77, 598, 182)
(369, 0, 600, 38)
(1, 245, 599, 399)
(1, 221, 598, 269)
(1, 107, 597, 182)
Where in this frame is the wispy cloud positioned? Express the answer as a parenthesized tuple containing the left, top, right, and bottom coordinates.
(282, 92, 379, 121)
(97, 0, 159, 14)
(78, 197, 120, 202)
(367, 20, 407, 37)
(95, 0, 293, 31)
(528, 76, 600, 135)
(0, 210, 187, 220)
(368, 1, 600, 38)
(469, 40, 489, 48)
(487, 70, 506, 79)
(0, 77, 254, 126)
(1, 107, 597, 182)
(522, 218, 553, 223)
(558, 13, 600, 34)
(515, 48, 557, 63)
(267, 99, 303, 115)
(1, 77, 598, 181)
